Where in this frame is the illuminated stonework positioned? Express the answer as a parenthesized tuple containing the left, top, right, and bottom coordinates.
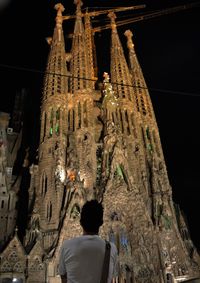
(1, 2, 200, 283)
(0, 112, 22, 250)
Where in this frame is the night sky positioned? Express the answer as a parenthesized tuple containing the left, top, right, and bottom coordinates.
(0, 0, 200, 250)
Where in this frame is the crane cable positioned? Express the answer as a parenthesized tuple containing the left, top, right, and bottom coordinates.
(0, 63, 199, 97)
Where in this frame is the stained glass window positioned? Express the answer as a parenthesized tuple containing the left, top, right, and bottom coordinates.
(55, 109, 60, 135)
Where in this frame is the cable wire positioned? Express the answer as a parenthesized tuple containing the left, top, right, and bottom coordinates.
(0, 63, 199, 97)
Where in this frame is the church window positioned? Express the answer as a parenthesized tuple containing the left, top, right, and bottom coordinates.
(78, 102, 81, 129)
(72, 110, 75, 131)
(47, 201, 52, 221)
(8, 196, 10, 210)
(83, 101, 88, 127)
(140, 93, 147, 116)
(119, 110, 124, 133)
(49, 109, 54, 136)
(42, 112, 47, 141)
(1, 200, 4, 209)
(41, 172, 47, 195)
(45, 176, 48, 194)
(146, 127, 150, 140)
(111, 112, 115, 124)
(146, 127, 154, 151)
(57, 79, 61, 94)
(68, 110, 71, 131)
(125, 110, 130, 135)
(55, 108, 60, 135)
(135, 94, 140, 112)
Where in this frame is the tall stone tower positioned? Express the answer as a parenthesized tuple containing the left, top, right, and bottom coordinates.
(0, 2, 199, 283)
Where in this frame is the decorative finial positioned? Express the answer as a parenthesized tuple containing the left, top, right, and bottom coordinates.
(74, 0, 83, 6)
(54, 3, 65, 13)
(124, 30, 134, 50)
(54, 3, 65, 26)
(74, 0, 83, 16)
(108, 12, 117, 31)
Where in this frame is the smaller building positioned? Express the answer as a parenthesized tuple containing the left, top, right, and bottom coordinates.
(0, 112, 22, 250)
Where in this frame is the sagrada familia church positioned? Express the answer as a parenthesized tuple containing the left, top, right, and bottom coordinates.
(0, 1, 200, 282)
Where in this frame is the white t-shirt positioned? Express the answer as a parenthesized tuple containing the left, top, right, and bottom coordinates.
(58, 235, 118, 283)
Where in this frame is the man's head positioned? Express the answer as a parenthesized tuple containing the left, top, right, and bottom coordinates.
(80, 200, 103, 234)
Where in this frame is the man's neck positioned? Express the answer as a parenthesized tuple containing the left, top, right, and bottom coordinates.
(83, 230, 98, 236)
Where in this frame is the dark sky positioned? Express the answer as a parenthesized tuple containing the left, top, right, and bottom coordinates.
(0, 0, 200, 250)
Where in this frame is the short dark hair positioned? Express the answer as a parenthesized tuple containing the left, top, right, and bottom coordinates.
(80, 200, 103, 233)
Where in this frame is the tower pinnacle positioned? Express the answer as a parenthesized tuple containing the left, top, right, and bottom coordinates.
(125, 29, 155, 118)
(124, 29, 134, 50)
(74, 0, 83, 16)
(70, 0, 93, 92)
(108, 12, 134, 103)
(55, 3, 65, 27)
(108, 11, 117, 31)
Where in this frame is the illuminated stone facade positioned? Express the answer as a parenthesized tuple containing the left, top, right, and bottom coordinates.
(0, 112, 22, 250)
(0, 2, 200, 283)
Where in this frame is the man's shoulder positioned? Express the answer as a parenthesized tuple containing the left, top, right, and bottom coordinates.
(62, 236, 84, 245)
(62, 235, 104, 246)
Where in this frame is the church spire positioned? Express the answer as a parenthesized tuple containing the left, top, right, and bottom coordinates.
(108, 12, 134, 103)
(84, 11, 97, 83)
(43, 3, 68, 101)
(35, 4, 68, 238)
(124, 29, 166, 160)
(70, 0, 93, 93)
(124, 29, 154, 118)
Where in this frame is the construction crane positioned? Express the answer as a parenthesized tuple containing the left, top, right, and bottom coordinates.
(92, 2, 200, 33)
(62, 5, 146, 21)
(89, 2, 199, 77)
(62, 1, 200, 79)
(62, 4, 147, 81)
